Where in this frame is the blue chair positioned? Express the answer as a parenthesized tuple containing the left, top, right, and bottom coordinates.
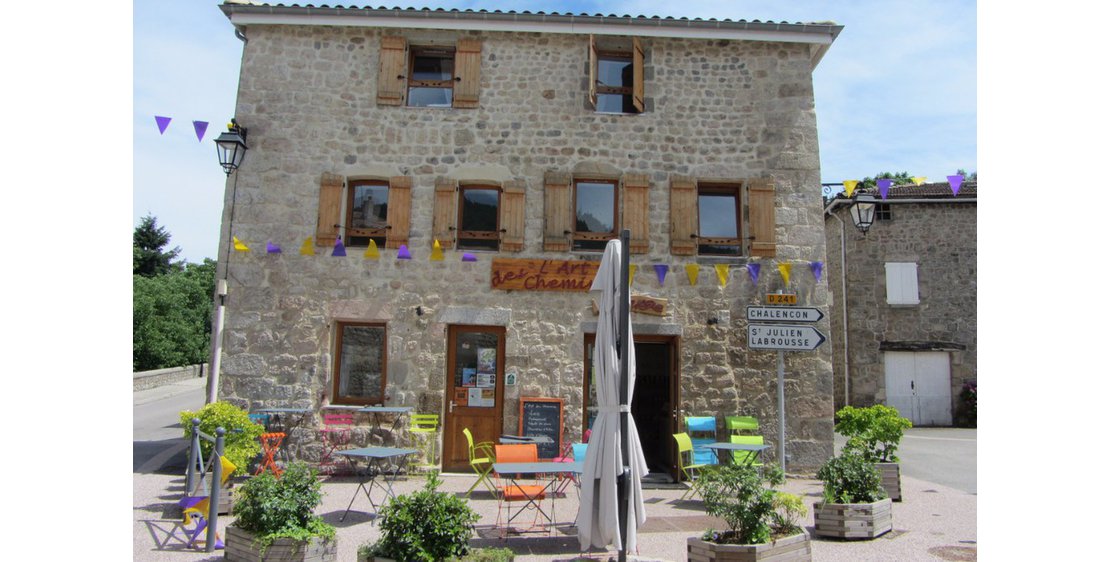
(572, 443, 588, 462)
(686, 416, 718, 466)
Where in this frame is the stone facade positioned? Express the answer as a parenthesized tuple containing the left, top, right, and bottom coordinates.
(215, 7, 840, 470)
(824, 184, 977, 424)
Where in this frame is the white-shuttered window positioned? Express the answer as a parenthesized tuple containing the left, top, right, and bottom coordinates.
(885, 262, 920, 305)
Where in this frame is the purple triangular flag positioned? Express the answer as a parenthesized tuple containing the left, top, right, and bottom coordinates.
(653, 264, 669, 286)
(947, 175, 964, 196)
(810, 261, 823, 282)
(397, 245, 412, 260)
(193, 120, 209, 142)
(747, 263, 761, 285)
(876, 178, 893, 200)
(266, 241, 282, 254)
(462, 252, 477, 262)
(332, 237, 346, 257)
(155, 116, 171, 134)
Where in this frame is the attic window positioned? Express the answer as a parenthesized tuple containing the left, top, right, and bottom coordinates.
(408, 47, 455, 108)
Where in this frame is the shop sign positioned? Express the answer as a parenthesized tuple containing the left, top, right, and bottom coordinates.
(491, 258, 600, 292)
(591, 295, 668, 317)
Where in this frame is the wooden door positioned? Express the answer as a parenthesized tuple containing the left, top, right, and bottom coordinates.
(442, 325, 506, 472)
(884, 351, 952, 426)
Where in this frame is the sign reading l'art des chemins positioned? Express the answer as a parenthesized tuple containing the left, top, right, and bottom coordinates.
(491, 258, 600, 292)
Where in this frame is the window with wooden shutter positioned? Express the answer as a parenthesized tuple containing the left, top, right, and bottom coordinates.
(589, 35, 644, 114)
(432, 178, 458, 248)
(669, 176, 697, 255)
(622, 173, 650, 254)
(885, 262, 920, 306)
(500, 180, 526, 252)
(573, 178, 618, 251)
(377, 36, 408, 106)
(588, 35, 598, 110)
(316, 173, 344, 246)
(457, 182, 501, 251)
(697, 183, 742, 256)
(385, 175, 412, 249)
(747, 178, 776, 257)
(453, 38, 481, 109)
(346, 179, 390, 248)
(544, 171, 572, 251)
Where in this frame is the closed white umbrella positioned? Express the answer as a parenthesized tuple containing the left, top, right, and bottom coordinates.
(576, 234, 648, 558)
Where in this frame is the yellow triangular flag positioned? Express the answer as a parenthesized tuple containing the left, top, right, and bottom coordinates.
(715, 264, 729, 287)
(299, 237, 315, 256)
(912, 176, 927, 186)
(430, 239, 445, 261)
(628, 264, 637, 287)
(220, 455, 238, 483)
(778, 263, 792, 286)
(364, 239, 380, 259)
(233, 237, 250, 252)
(843, 180, 859, 198)
(685, 264, 700, 286)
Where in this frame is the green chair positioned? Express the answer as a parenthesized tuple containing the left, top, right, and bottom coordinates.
(463, 427, 497, 498)
(725, 415, 759, 434)
(729, 434, 765, 466)
(410, 413, 440, 470)
(673, 432, 709, 500)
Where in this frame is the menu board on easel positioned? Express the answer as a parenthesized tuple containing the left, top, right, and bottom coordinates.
(519, 397, 564, 460)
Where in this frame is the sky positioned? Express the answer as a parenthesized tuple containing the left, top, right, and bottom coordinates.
(133, 0, 976, 264)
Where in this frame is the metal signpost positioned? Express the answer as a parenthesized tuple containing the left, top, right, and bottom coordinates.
(747, 304, 827, 472)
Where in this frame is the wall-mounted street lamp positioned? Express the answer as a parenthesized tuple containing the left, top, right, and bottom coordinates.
(214, 119, 249, 176)
(849, 195, 877, 234)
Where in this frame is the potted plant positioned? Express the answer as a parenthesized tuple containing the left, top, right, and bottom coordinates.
(834, 404, 912, 501)
(812, 452, 892, 540)
(359, 470, 483, 562)
(225, 462, 337, 561)
(686, 465, 811, 562)
(180, 401, 265, 512)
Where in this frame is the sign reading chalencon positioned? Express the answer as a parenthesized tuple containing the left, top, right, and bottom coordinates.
(746, 306, 824, 323)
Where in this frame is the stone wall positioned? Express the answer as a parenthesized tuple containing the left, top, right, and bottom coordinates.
(133, 364, 206, 391)
(217, 24, 835, 469)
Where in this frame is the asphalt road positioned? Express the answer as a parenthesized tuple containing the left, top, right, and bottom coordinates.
(835, 427, 976, 494)
(133, 377, 207, 473)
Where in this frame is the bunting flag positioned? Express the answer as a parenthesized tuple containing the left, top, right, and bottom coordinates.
(233, 237, 250, 252)
(843, 180, 859, 198)
(332, 237, 346, 257)
(947, 174, 965, 195)
(876, 178, 893, 200)
(747, 263, 761, 285)
(628, 264, 637, 287)
(155, 116, 171, 135)
(653, 264, 669, 286)
(778, 263, 792, 286)
(397, 245, 412, 260)
(810, 261, 824, 283)
(219, 455, 238, 483)
(299, 237, 315, 256)
(685, 264, 700, 286)
(192, 120, 209, 142)
(266, 241, 281, 254)
(912, 176, 927, 186)
(462, 252, 478, 262)
(714, 264, 729, 287)
(430, 239, 445, 261)
(364, 239, 380, 259)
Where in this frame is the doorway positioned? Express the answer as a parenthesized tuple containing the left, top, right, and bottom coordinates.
(884, 351, 952, 426)
(442, 325, 505, 472)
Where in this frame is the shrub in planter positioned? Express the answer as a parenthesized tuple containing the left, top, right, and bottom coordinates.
(180, 401, 265, 476)
(957, 381, 977, 428)
(361, 471, 481, 562)
(813, 452, 891, 540)
(834, 405, 911, 501)
(226, 462, 336, 561)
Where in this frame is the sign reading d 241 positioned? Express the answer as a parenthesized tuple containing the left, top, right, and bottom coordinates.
(747, 324, 826, 351)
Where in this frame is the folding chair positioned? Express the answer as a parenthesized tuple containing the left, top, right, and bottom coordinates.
(463, 427, 497, 498)
(494, 443, 550, 537)
(725, 415, 759, 435)
(686, 416, 718, 467)
(729, 434, 765, 467)
(551, 439, 578, 496)
(255, 432, 286, 477)
(317, 413, 354, 475)
(409, 413, 440, 470)
(673, 432, 709, 500)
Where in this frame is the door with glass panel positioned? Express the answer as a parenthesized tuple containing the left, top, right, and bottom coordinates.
(442, 325, 506, 472)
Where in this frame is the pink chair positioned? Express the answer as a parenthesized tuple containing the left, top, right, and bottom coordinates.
(317, 413, 354, 474)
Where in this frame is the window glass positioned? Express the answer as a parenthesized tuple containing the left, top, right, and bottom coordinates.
(574, 181, 616, 251)
(458, 187, 500, 251)
(347, 181, 389, 247)
(335, 323, 386, 404)
(598, 58, 631, 87)
(408, 51, 454, 107)
(697, 188, 741, 255)
(596, 56, 635, 113)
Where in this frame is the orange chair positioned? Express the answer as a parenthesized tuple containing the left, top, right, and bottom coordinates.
(317, 413, 354, 475)
(494, 443, 551, 537)
(256, 432, 286, 477)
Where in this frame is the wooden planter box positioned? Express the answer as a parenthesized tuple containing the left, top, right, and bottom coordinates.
(687, 532, 811, 562)
(225, 525, 337, 562)
(876, 462, 901, 501)
(813, 498, 893, 540)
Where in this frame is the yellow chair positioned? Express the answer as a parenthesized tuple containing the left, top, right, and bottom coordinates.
(729, 434, 765, 466)
(410, 414, 440, 469)
(463, 427, 497, 498)
(673, 432, 709, 500)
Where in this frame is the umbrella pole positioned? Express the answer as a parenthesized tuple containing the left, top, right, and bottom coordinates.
(617, 230, 631, 562)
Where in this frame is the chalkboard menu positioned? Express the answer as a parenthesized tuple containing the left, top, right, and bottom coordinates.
(519, 397, 564, 459)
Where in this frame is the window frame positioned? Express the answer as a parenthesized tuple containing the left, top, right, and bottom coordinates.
(456, 182, 502, 251)
(332, 321, 388, 406)
(344, 179, 390, 248)
(595, 50, 634, 114)
(572, 177, 620, 251)
(407, 46, 456, 108)
(876, 203, 893, 221)
(696, 182, 744, 256)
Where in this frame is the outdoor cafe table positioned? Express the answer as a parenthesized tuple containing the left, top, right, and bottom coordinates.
(335, 446, 419, 522)
(704, 442, 770, 466)
(356, 405, 413, 435)
(492, 460, 583, 531)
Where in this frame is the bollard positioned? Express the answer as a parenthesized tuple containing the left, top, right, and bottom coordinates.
(206, 427, 225, 552)
(186, 418, 201, 495)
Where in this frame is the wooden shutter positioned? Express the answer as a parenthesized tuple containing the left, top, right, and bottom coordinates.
(377, 36, 408, 106)
(632, 37, 645, 113)
(432, 178, 457, 248)
(316, 172, 344, 246)
(453, 38, 482, 109)
(747, 178, 776, 257)
(544, 171, 572, 252)
(500, 180, 526, 252)
(669, 176, 697, 255)
(587, 35, 598, 109)
(386, 175, 412, 249)
(622, 173, 650, 254)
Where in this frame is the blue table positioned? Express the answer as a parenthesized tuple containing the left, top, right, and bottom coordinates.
(336, 446, 419, 522)
(704, 442, 770, 466)
(492, 461, 583, 533)
(253, 408, 312, 463)
(357, 406, 414, 435)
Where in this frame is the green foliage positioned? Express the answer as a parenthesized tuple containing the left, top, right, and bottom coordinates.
(447, 547, 515, 562)
(769, 491, 806, 537)
(859, 171, 914, 190)
(179, 401, 264, 475)
(365, 471, 481, 562)
(133, 259, 215, 371)
(834, 405, 912, 463)
(955, 169, 977, 181)
(957, 381, 977, 427)
(817, 452, 888, 504)
(231, 462, 335, 552)
(133, 214, 183, 277)
(698, 464, 796, 545)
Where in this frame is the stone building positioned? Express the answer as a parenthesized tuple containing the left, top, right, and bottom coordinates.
(214, 2, 842, 473)
(824, 182, 977, 426)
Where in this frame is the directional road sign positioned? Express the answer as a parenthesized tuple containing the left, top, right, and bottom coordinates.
(747, 324, 827, 351)
(746, 306, 824, 323)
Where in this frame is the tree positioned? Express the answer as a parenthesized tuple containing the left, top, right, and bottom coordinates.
(133, 214, 182, 277)
(859, 171, 914, 190)
(133, 259, 215, 371)
(956, 169, 977, 181)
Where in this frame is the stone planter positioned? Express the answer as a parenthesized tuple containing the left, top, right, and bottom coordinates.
(687, 532, 812, 562)
(813, 498, 893, 539)
(876, 462, 901, 501)
(225, 525, 337, 562)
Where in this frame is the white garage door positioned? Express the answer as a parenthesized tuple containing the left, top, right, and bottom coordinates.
(884, 351, 952, 426)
